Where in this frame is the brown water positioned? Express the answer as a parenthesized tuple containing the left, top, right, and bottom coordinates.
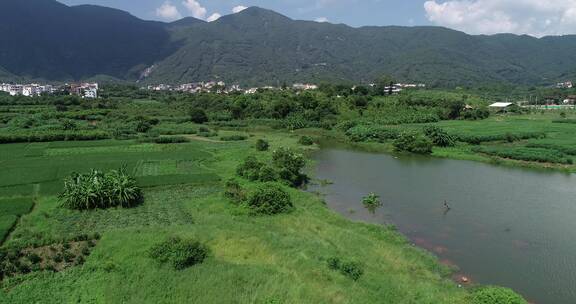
(310, 148, 576, 304)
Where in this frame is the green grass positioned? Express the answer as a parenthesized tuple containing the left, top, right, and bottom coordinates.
(0, 197, 34, 242)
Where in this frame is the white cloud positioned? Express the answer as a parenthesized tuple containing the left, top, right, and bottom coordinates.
(232, 5, 248, 13)
(207, 13, 221, 22)
(315, 17, 329, 23)
(182, 0, 207, 19)
(156, 1, 182, 21)
(424, 0, 576, 37)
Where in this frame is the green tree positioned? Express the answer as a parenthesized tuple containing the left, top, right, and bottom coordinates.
(189, 108, 209, 124)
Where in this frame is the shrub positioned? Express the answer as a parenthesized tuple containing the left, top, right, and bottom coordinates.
(423, 126, 455, 147)
(220, 135, 248, 141)
(455, 132, 545, 144)
(471, 286, 527, 304)
(256, 139, 270, 151)
(154, 136, 190, 144)
(298, 136, 315, 146)
(224, 179, 246, 203)
(272, 148, 308, 187)
(59, 168, 143, 210)
(362, 192, 382, 213)
(247, 183, 293, 215)
(149, 237, 209, 270)
(189, 108, 209, 124)
(237, 156, 266, 181)
(327, 257, 364, 281)
(393, 132, 433, 154)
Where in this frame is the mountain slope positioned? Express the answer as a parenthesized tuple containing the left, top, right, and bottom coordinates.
(145, 7, 576, 86)
(1, 2, 576, 86)
(0, 0, 175, 81)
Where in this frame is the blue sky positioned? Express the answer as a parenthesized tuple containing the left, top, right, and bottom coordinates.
(58, 0, 576, 37)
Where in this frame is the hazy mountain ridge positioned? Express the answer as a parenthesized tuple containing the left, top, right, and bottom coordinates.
(1, 1, 576, 86)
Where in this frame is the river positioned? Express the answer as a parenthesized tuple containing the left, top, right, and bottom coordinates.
(310, 147, 576, 304)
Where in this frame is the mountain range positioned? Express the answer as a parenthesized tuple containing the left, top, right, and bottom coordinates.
(2, 0, 576, 87)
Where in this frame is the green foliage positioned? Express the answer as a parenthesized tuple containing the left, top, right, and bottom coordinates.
(298, 136, 315, 146)
(471, 287, 527, 304)
(255, 139, 270, 151)
(327, 257, 364, 281)
(423, 126, 455, 147)
(59, 168, 143, 210)
(472, 146, 573, 164)
(393, 132, 433, 154)
(189, 108, 209, 124)
(247, 183, 293, 215)
(148, 237, 209, 270)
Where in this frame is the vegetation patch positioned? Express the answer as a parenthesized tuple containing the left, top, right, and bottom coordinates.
(0, 233, 99, 280)
(149, 237, 210, 270)
(471, 286, 527, 304)
(472, 146, 573, 164)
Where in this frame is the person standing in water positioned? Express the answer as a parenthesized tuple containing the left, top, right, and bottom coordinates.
(444, 200, 451, 211)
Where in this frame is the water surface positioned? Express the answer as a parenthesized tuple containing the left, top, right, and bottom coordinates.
(311, 148, 576, 304)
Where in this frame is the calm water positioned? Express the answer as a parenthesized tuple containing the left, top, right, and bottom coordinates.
(310, 148, 576, 304)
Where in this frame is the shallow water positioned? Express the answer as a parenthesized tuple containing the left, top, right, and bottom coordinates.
(310, 148, 576, 304)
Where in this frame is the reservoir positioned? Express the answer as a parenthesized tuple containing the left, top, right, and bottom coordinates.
(311, 148, 576, 304)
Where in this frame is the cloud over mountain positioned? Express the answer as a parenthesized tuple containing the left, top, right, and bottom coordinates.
(424, 0, 576, 37)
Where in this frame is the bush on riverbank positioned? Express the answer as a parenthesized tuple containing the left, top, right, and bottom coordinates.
(472, 146, 573, 164)
(423, 126, 455, 147)
(471, 286, 527, 304)
(393, 132, 433, 154)
(455, 132, 546, 145)
(247, 183, 293, 215)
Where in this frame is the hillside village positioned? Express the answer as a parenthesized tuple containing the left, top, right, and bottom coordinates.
(0, 83, 99, 98)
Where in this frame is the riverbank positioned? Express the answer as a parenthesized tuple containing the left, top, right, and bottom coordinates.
(1, 133, 481, 303)
(297, 112, 576, 174)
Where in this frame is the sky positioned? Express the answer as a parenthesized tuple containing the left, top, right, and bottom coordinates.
(58, 0, 576, 37)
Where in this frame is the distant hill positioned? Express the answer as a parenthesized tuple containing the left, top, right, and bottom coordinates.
(1, 1, 576, 86)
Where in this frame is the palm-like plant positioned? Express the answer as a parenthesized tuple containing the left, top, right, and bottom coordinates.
(59, 167, 142, 210)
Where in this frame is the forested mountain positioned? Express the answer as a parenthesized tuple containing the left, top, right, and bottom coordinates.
(2, 0, 576, 86)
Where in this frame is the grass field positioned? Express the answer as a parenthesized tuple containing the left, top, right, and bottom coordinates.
(0, 132, 471, 303)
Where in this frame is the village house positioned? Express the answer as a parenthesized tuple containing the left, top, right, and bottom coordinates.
(489, 102, 516, 113)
